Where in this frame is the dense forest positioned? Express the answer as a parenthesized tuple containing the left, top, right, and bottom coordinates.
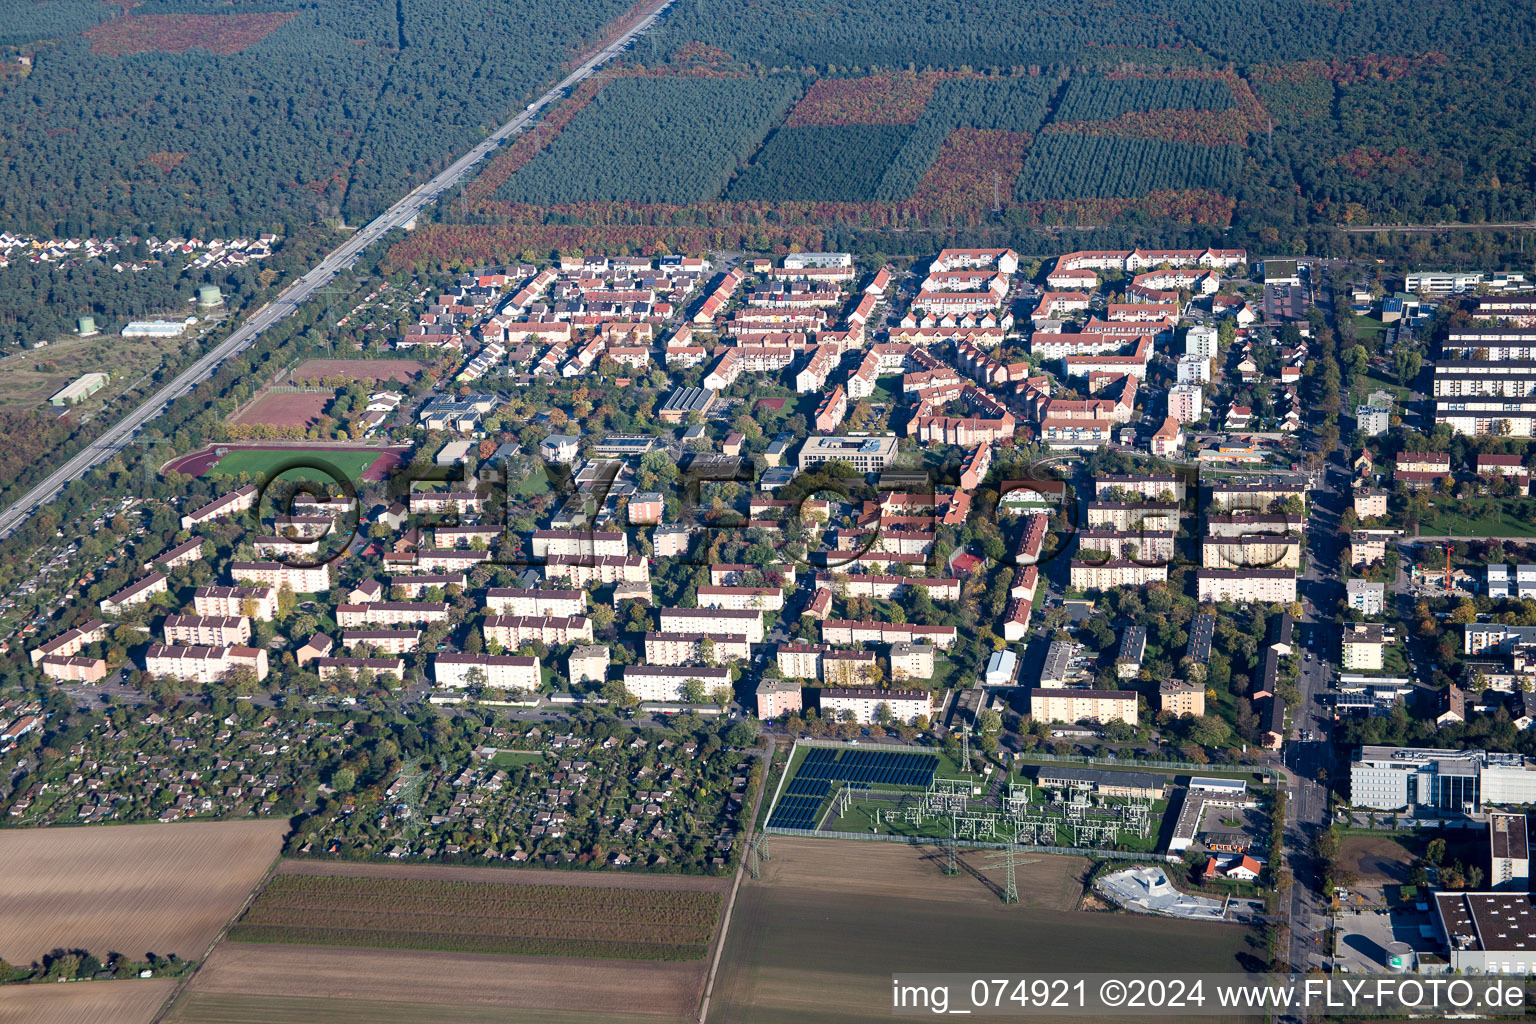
(653, 0, 1536, 69)
(0, 0, 633, 237)
(726, 124, 912, 203)
(1015, 136, 1244, 202)
(501, 76, 800, 204)
(1053, 77, 1234, 122)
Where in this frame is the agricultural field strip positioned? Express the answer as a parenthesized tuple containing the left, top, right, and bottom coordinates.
(231, 875, 721, 959)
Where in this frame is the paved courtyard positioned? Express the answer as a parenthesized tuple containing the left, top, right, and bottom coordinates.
(1097, 866, 1228, 921)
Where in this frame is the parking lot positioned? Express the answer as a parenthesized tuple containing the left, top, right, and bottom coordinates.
(1333, 904, 1439, 972)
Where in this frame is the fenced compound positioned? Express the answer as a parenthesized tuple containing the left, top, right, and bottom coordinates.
(761, 739, 1266, 865)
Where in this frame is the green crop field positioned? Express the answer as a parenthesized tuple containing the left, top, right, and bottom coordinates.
(209, 449, 381, 484)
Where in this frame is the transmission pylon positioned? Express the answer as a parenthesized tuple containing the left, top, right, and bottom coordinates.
(978, 824, 1023, 904)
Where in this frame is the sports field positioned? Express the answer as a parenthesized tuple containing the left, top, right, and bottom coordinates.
(228, 390, 333, 429)
(711, 838, 1261, 1023)
(292, 358, 426, 383)
(210, 448, 383, 484)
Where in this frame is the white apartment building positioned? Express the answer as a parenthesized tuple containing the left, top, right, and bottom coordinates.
(531, 530, 628, 559)
(1184, 324, 1219, 360)
(819, 687, 930, 725)
(162, 614, 250, 647)
(143, 644, 269, 684)
(544, 554, 649, 587)
(819, 620, 957, 649)
(1196, 569, 1297, 604)
(1029, 688, 1138, 726)
(1069, 560, 1169, 591)
(694, 586, 785, 612)
(1176, 355, 1211, 385)
(193, 585, 277, 621)
(483, 615, 594, 648)
(622, 665, 732, 702)
(1201, 535, 1302, 571)
(776, 644, 825, 679)
(1085, 502, 1180, 532)
(340, 629, 422, 654)
(180, 485, 257, 530)
(334, 601, 449, 628)
(658, 608, 764, 644)
(483, 588, 587, 617)
(433, 654, 541, 691)
(99, 572, 167, 614)
(1347, 579, 1386, 616)
(889, 642, 936, 681)
(643, 632, 751, 665)
(228, 560, 331, 594)
(316, 657, 405, 682)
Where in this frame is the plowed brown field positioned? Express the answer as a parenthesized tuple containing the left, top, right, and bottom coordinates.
(0, 978, 177, 1024)
(174, 943, 703, 1023)
(0, 820, 287, 962)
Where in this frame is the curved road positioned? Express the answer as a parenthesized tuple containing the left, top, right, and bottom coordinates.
(0, 0, 675, 541)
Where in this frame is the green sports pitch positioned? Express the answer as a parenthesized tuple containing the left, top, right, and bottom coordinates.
(208, 448, 382, 484)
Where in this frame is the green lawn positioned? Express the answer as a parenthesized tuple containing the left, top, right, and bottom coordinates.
(1352, 368, 1410, 407)
(1417, 496, 1536, 538)
(490, 749, 547, 768)
(210, 448, 381, 484)
(513, 465, 552, 497)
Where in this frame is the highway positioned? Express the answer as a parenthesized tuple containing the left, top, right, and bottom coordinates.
(0, 0, 675, 541)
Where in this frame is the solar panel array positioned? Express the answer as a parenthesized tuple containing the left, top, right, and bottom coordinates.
(793, 747, 938, 787)
(767, 748, 938, 830)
